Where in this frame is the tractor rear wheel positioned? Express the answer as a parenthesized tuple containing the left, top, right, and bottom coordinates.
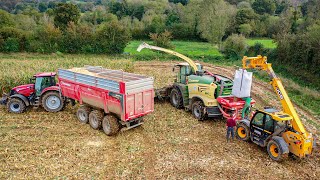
(42, 91, 64, 112)
(170, 88, 183, 109)
(7, 98, 26, 113)
(89, 110, 103, 130)
(236, 123, 250, 141)
(102, 115, 120, 136)
(191, 101, 206, 121)
(76, 105, 91, 124)
(267, 140, 285, 161)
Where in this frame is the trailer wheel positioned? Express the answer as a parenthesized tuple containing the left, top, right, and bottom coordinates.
(191, 101, 206, 121)
(102, 115, 120, 136)
(236, 123, 250, 141)
(42, 91, 64, 112)
(170, 88, 183, 109)
(267, 140, 285, 161)
(76, 106, 91, 124)
(7, 98, 26, 113)
(89, 110, 103, 130)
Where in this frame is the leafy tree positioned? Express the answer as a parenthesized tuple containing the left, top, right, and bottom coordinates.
(275, 0, 288, 15)
(95, 20, 131, 54)
(149, 30, 174, 49)
(225, 0, 243, 5)
(33, 23, 62, 53)
(223, 34, 247, 59)
(237, 1, 251, 9)
(48, 1, 57, 9)
(252, 0, 276, 15)
(239, 24, 252, 37)
(0, 0, 20, 12)
(0, 27, 27, 52)
(235, 8, 257, 25)
(53, 3, 80, 30)
(198, 0, 236, 48)
(169, 0, 189, 6)
(38, 2, 48, 13)
(0, 10, 14, 27)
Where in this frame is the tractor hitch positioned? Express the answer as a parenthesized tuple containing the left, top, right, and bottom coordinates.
(0, 95, 8, 105)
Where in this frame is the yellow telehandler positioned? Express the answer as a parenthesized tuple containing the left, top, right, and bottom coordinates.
(236, 55, 314, 161)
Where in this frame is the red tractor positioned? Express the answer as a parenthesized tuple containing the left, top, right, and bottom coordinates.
(0, 72, 65, 113)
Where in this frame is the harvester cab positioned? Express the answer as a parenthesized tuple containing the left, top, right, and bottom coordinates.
(173, 62, 203, 84)
(1, 72, 64, 113)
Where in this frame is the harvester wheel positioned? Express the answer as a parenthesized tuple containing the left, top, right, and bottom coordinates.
(7, 98, 26, 113)
(42, 91, 64, 112)
(267, 140, 285, 161)
(170, 88, 183, 109)
(191, 101, 206, 121)
(76, 105, 91, 124)
(236, 123, 250, 141)
(89, 110, 103, 130)
(102, 115, 120, 136)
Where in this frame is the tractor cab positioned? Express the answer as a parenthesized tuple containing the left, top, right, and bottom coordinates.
(173, 62, 202, 84)
(248, 108, 292, 147)
(31, 72, 57, 96)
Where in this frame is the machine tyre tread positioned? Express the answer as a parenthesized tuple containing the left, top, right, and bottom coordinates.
(7, 98, 26, 113)
(191, 100, 206, 121)
(170, 88, 183, 109)
(76, 105, 91, 124)
(89, 110, 103, 130)
(236, 123, 250, 141)
(267, 139, 286, 162)
(41, 91, 64, 112)
(102, 115, 120, 136)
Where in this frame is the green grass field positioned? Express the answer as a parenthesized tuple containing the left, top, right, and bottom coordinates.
(125, 39, 276, 62)
(124, 41, 224, 62)
(246, 38, 277, 49)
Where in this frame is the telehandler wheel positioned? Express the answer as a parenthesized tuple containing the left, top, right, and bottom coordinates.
(191, 101, 206, 121)
(89, 110, 103, 130)
(236, 123, 250, 141)
(102, 115, 120, 136)
(76, 106, 91, 124)
(170, 88, 183, 109)
(267, 140, 285, 161)
(42, 91, 64, 112)
(7, 98, 26, 113)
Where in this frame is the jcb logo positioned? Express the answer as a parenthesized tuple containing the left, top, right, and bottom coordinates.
(276, 87, 283, 100)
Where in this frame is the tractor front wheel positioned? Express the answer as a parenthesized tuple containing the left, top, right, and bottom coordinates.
(42, 91, 64, 112)
(7, 98, 26, 113)
(191, 101, 206, 121)
(102, 115, 120, 136)
(267, 140, 285, 161)
(236, 123, 250, 141)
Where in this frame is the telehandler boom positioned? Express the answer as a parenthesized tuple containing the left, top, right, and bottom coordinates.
(236, 55, 314, 161)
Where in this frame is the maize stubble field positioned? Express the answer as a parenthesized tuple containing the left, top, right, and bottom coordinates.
(0, 54, 319, 179)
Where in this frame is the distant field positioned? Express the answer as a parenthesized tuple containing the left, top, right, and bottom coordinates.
(124, 41, 224, 62)
(246, 38, 277, 49)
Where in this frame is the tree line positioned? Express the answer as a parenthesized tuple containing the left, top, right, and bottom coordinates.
(0, 0, 319, 81)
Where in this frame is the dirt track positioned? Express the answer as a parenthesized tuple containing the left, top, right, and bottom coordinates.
(0, 60, 319, 179)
